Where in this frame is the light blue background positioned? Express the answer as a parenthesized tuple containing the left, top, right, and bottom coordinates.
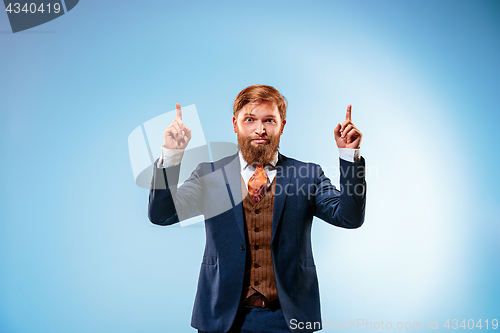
(1, 1, 499, 332)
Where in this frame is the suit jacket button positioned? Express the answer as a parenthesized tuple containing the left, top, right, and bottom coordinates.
(240, 244, 246, 251)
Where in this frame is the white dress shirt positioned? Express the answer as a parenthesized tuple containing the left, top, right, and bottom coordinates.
(238, 151, 279, 189)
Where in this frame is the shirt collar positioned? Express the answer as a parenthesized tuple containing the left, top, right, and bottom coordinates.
(238, 150, 279, 171)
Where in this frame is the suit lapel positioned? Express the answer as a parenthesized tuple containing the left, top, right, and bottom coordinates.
(222, 153, 246, 241)
(222, 152, 293, 244)
(272, 153, 293, 244)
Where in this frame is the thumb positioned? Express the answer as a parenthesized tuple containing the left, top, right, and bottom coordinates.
(333, 123, 341, 140)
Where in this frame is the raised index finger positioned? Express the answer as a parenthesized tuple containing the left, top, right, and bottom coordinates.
(345, 104, 352, 121)
(176, 103, 182, 120)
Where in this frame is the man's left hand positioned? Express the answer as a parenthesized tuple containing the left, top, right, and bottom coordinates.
(334, 104, 362, 149)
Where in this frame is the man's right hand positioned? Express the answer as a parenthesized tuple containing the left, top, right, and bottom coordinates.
(163, 103, 192, 149)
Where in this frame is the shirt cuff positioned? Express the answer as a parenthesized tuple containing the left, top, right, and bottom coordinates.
(157, 146, 185, 168)
(338, 148, 361, 163)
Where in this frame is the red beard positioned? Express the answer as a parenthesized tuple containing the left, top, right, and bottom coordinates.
(237, 132, 281, 165)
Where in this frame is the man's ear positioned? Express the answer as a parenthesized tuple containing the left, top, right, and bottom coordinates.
(233, 116, 238, 133)
(280, 120, 286, 135)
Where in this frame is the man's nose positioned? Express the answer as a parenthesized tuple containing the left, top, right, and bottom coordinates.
(255, 121, 265, 135)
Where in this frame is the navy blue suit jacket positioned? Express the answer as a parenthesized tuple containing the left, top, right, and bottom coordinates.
(148, 152, 366, 333)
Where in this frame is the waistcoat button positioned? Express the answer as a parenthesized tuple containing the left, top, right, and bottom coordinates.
(240, 244, 246, 251)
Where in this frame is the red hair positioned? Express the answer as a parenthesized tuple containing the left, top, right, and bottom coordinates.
(233, 85, 287, 121)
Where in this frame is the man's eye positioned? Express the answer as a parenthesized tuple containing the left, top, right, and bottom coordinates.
(266, 119, 275, 123)
(245, 118, 253, 122)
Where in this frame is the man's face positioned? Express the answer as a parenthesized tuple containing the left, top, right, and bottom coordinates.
(233, 101, 286, 165)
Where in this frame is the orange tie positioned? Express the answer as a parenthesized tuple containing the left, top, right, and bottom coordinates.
(248, 165, 267, 202)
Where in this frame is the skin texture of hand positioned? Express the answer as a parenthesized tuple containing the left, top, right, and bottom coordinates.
(163, 103, 192, 149)
(334, 105, 362, 149)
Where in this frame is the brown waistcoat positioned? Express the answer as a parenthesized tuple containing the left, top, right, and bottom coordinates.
(240, 176, 278, 302)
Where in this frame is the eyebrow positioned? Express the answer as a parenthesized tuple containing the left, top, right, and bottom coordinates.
(242, 113, 276, 118)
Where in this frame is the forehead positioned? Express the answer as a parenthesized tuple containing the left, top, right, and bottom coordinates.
(240, 101, 279, 117)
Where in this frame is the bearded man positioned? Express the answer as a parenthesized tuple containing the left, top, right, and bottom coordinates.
(148, 85, 366, 333)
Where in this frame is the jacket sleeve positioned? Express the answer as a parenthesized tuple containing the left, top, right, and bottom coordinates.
(148, 159, 204, 226)
(313, 157, 366, 229)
